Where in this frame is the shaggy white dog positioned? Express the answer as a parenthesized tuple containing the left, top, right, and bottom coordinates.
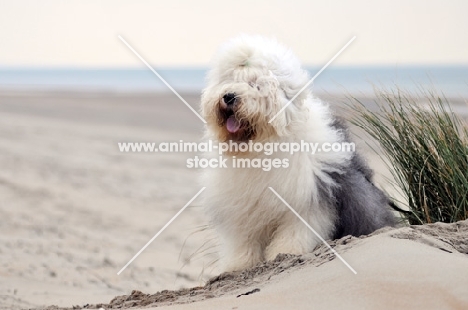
(200, 35, 395, 272)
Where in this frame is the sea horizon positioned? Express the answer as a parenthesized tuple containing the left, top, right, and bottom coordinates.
(0, 65, 467, 97)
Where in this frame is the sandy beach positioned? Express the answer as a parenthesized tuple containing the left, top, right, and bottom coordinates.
(0, 91, 214, 308)
(0, 90, 467, 310)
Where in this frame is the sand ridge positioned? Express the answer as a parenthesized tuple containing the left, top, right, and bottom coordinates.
(44, 220, 468, 309)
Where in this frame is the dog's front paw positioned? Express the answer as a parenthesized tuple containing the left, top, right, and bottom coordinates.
(264, 244, 297, 261)
(221, 242, 264, 272)
(264, 236, 310, 261)
(223, 255, 259, 272)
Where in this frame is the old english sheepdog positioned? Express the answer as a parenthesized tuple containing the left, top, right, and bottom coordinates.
(200, 35, 395, 272)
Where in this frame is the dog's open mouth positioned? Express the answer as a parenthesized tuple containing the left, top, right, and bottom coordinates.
(217, 108, 254, 141)
(226, 115, 241, 133)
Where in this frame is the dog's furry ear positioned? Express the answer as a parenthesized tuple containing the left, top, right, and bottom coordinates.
(268, 84, 310, 137)
(269, 95, 297, 137)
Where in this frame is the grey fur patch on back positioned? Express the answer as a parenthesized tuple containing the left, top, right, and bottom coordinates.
(317, 117, 396, 239)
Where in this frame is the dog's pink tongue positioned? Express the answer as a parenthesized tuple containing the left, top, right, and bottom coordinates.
(226, 115, 241, 133)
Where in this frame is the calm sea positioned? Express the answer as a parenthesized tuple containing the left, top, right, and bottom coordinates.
(0, 66, 467, 97)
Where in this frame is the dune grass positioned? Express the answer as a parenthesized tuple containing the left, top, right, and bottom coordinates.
(349, 89, 468, 225)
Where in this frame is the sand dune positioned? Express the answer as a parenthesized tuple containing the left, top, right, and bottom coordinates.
(86, 221, 468, 310)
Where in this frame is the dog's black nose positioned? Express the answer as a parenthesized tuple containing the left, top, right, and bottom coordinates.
(223, 93, 236, 106)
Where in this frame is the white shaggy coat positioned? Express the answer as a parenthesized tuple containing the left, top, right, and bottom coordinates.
(200, 35, 390, 272)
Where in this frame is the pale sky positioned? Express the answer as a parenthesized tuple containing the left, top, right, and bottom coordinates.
(0, 0, 467, 67)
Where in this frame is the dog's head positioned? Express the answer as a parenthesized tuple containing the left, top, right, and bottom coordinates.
(201, 35, 311, 143)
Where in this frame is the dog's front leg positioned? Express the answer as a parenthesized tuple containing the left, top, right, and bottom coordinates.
(220, 233, 264, 272)
(264, 220, 315, 261)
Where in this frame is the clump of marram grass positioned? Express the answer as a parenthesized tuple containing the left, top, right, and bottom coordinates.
(349, 88, 468, 225)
